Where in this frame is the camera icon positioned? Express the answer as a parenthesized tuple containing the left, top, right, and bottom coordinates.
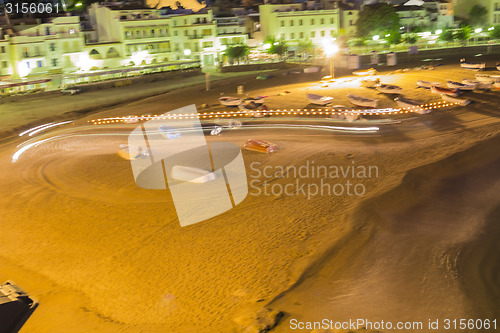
(127, 105, 248, 227)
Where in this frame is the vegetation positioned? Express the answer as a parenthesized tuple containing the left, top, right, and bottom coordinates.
(356, 3, 400, 38)
(385, 30, 402, 45)
(266, 39, 289, 59)
(454, 25, 472, 45)
(404, 33, 419, 45)
(489, 26, 500, 39)
(224, 45, 250, 64)
(347, 38, 366, 47)
(468, 5, 488, 27)
(438, 28, 455, 42)
(297, 40, 315, 58)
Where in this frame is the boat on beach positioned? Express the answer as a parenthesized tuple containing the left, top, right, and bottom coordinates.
(244, 139, 276, 153)
(431, 85, 460, 97)
(460, 59, 485, 70)
(395, 97, 430, 114)
(307, 93, 334, 105)
(462, 79, 492, 90)
(347, 94, 378, 108)
(417, 80, 441, 88)
(475, 74, 495, 83)
(238, 102, 268, 117)
(376, 84, 402, 94)
(441, 94, 471, 106)
(243, 95, 268, 105)
(353, 68, 377, 76)
(219, 96, 242, 106)
(447, 80, 476, 90)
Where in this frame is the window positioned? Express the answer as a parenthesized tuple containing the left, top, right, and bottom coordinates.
(311, 31, 315, 37)
(37, 60, 42, 67)
(299, 32, 303, 38)
(1, 61, 7, 68)
(290, 20, 294, 26)
(299, 19, 303, 26)
(281, 33, 285, 39)
(320, 30, 325, 37)
(184, 30, 188, 36)
(330, 18, 334, 24)
(290, 32, 295, 39)
(26, 62, 30, 69)
(0, 46, 4, 53)
(311, 19, 315, 25)
(350, 20, 354, 26)
(281, 20, 284, 27)
(52, 59, 57, 67)
(151, 29, 155, 36)
(45, 27, 50, 35)
(320, 18, 324, 24)
(174, 31, 178, 36)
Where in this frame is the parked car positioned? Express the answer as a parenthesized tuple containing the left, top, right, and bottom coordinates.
(244, 139, 276, 153)
(61, 87, 81, 95)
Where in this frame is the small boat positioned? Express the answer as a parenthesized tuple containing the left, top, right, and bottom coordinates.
(307, 93, 334, 105)
(219, 96, 242, 106)
(462, 79, 491, 90)
(475, 74, 494, 83)
(118, 144, 148, 160)
(238, 102, 268, 118)
(395, 97, 430, 114)
(158, 124, 181, 139)
(360, 78, 380, 88)
(243, 95, 268, 105)
(441, 94, 471, 106)
(460, 59, 485, 70)
(417, 80, 441, 88)
(171, 166, 217, 183)
(376, 84, 402, 94)
(347, 94, 378, 108)
(431, 86, 460, 97)
(353, 68, 377, 76)
(447, 80, 476, 91)
(244, 139, 276, 153)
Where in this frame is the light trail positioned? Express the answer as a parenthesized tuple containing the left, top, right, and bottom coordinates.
(19, 122, 55, 136)
(28, 121, 73, 137)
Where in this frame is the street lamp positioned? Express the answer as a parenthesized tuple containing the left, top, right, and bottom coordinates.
(323, 41, 339, 78)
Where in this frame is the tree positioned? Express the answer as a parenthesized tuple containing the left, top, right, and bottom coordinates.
(489, 26, 500, 39)
(404, 33, 419, 45)
(454, 25, 471, 45)
(438, 28, 454, 42)
(469, 5, 488, 27)
(297, 40, 315, 58)
(356, 3, 400, 38)
(224, 45, 250, 65)
(386, 30, 402, 45)
(267, 39, 289, 60)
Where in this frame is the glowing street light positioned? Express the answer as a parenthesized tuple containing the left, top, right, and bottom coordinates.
(488, 27, 495, 31)
(475, 28, 482, 33)
(435, 29, 442, 35)
(373, 35, 380, 41)
(183, 49, 191, 56)
(322, 40, 339, 78)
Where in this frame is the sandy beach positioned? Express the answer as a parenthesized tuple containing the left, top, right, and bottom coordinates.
(0, 62, 499, 332)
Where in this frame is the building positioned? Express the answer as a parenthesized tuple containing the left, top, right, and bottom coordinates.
(259, 3, 343, 45)
(490, 1, 500, 25)
(397, 0, 454, 31)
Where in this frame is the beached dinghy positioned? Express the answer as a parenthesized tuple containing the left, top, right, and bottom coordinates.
(238, 102, 268, 117)
(460, 59, 485, 70)
(417, 80, 441, 88)
(441, 94, 471, 106)
(219, 96, 242, 106)
(244, 139, 276, 153)
(447, 80, 476, 90)
(353, 68, 377, 76)
(360, 78, 380, 88)
(171, 166, 217, 183)
(307, 93, 334, 105)
(347, 94, 378, 108)
(462, 79, 492, 90)
(395, 97, 429, 114)
(431, 85, 460, 97)
(475, 74, 494, 83)
(243, 95, 268, 105)
(376, 84, 402, 94)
